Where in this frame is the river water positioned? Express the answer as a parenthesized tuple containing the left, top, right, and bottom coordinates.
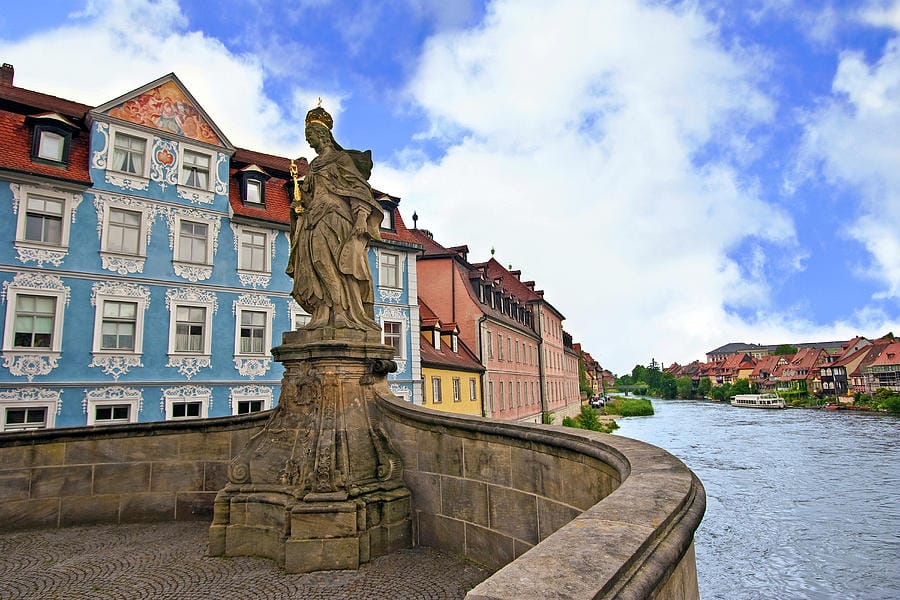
(613, 398, 900, 600)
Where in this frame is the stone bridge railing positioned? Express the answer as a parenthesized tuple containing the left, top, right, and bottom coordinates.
(0, 397, 704, 599)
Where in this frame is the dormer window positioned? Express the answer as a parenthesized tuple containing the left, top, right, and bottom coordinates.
(28, 113, 78, 167)
(381, 208, 394, 230)
(237, 165, 270, 206)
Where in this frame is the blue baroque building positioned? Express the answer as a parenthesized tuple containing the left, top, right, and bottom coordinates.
(0, 66, 420, 431)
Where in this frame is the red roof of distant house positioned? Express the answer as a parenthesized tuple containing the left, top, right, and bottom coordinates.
(868, 342, 900, 368)
(418, 298, 484, 372)
(471, 257, 543, 304)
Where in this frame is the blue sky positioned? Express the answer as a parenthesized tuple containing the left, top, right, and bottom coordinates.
(2, 0, 898, 374)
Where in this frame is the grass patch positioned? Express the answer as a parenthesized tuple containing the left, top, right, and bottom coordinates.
(604, 397, 654, 417)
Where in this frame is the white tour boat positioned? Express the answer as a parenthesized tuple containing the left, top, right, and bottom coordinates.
(731, 393, 786, 409)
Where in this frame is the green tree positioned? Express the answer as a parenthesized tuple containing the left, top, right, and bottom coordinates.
(676, 376, 694, 399)
(730, 378, 753, 395)
(773, 344, 798, 355)
(710, 384, 731, 402)
(697, 378, 712, 397)
(658, 373, 677, 398)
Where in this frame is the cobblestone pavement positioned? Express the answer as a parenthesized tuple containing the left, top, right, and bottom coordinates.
(0, 522, 492, 600)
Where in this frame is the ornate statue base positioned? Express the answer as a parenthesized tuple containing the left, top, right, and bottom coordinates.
(209, 326, 412, 573)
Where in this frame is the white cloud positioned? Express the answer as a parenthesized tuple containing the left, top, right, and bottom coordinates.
(375, 0, 806, 373)
(0, 0, 305, 156)
(859, 0, 900, 31)
(798, 38, 900, 301)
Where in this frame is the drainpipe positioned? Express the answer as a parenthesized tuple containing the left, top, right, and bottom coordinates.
(477, 314, 488, 417)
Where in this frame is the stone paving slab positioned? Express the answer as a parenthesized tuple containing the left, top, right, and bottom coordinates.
(0, 522, 491, 600)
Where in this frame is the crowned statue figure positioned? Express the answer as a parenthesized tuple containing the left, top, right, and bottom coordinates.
(286, 103, 384, 331)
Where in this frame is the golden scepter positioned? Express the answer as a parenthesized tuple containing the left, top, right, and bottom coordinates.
(290, 158, 304, 215)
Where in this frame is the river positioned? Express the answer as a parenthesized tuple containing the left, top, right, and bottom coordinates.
(612, 398, 900, 600)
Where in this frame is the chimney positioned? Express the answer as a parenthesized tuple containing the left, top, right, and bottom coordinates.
(0, 63, 13, 86)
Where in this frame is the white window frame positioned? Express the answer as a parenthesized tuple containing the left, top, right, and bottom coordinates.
(379, 251, 401, 289)
(108, 126, 150, 179)
(470, 378, 477, 401)
(14, 186, 77, 251)
(91, 294, 148, 356)
(245, 179, 263, 204)
(167, 302, 213, 357)
(175, 218, 213, 265)
(236, 226, 271, 274)
(179, 145, 213, 192)
(453, 377, 461, 402)
(3, 289, 66, 354)
(231, 393, 272, 415)
(37, 130, 66, 162)
(381, 319, 405, 358)
(163, 388, 211, 421)
(1, 402, 57, 431)
(431, 376, 442, 404)
(233, 305, 274, 357)
(292, 307, 311, 330)
(101, 204, 150, 257)
(86, 398, 140, 426)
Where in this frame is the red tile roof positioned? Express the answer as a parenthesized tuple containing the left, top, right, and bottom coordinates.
(471, 258, 542, 304)
(868, 342, 900, 368)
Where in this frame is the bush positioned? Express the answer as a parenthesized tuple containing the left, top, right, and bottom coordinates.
(604, 397, 654, 417)
(562, 416, 577, 427)
(560, 406, 619, 433)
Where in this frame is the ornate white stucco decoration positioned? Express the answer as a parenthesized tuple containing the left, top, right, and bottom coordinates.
(89, 355, 143, 380)
(166, 355, 211, 379)
(0, 387, 62, 414)
(10, 183, 84, 267)
(165, 287, 218, 312)
(390, 384, 411, 402)
(91, 122, 110, 170)
(161, 385, 212, 413)
(93, 193, 158, 275)
(2, 273, 67, 377)
(106, 173, 150, 192)
(233, 357, 271, 379)
(90, 280, 151, 305)
(228, 385, 274, 412)
(164, 206, 222, 282)
(150, 138, 179, 191)
(82, 386, 143, 414)
(232, 293, 275, 315)
(392, 360, 408, 375)
(177, 186, 214, 205)
(230, 224, 273, 289)
(215, 152, 228, 195)
(2, 354, 60, 381)
(378, 289, 403, 303)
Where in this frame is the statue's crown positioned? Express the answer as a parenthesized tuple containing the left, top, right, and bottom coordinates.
(305, 103, 333, 131)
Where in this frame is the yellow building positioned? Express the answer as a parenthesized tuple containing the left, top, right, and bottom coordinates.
(419, 301, 484, 417)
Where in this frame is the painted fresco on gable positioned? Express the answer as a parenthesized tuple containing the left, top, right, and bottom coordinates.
(106, 81, 221, 145)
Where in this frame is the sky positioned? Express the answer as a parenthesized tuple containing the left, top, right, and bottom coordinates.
(2, 0, 899, 375)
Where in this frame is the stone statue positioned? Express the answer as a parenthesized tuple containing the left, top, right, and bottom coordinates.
(286, 103, 383, 331)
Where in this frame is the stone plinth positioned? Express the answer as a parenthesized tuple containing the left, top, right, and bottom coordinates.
(209, 327, 412, 572)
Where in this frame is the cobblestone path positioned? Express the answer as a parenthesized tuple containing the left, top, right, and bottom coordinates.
(0, 522, 491, 600)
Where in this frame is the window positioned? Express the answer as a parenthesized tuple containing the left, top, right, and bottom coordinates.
(94, 404, 131, 423)
(381, 208, 394, 230)
(24, 196, 63, 245)
(508, 380, 513, 410)
(175, 306, 207, 353)
(499, 381, 504, 410)
(469, 378, 477, 401)
(112, 132, 146, 175)
(237, 399, 263, 414)
(246, 179, 262, 204)
(382, 321, 403, 357)
(178, 221, 209, 264)
(4, 406, 47, 431)
(181, 149, 211, 190)
(239, 230, 267, 272)
(13, 295, 56, 348)
(498, 334, 504, 361)
(488, 381, 494, 411)
(486, 331, 493, 359)
(100, 301, 137, 351)
(38, 130, 65, 162)
(432, 377, 442, 403)
(379, 252, 400, 288)
(172, 401, 201, 419)
(106, 208, 142, 254)
(239, 310, 266, 354)
(453, 378, 461, 402)
(293, 308, 311, 330)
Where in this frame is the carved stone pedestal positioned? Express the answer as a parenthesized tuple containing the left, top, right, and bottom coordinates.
(209, 327, 412, 572)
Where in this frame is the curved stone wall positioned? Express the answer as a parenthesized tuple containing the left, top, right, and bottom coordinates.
(0, 398, 704, 599)
(376, 394, 705, 600)
(0, 414, 267, 530)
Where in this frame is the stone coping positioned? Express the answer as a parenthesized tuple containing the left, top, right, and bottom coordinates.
(376, 395, 706, 600)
